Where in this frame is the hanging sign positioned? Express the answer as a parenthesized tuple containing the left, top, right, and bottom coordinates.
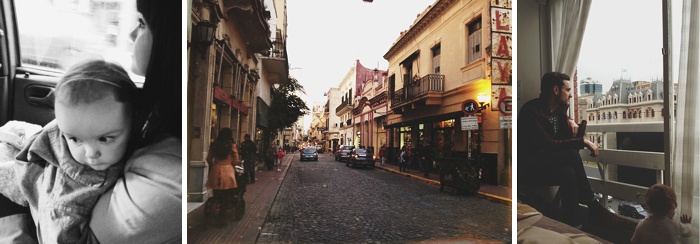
(461, 117, 479, 131)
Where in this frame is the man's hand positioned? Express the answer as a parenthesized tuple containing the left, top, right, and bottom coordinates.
(568, 119, 578, 136)
(584, 139, 599, 157)
(681, 214, 692, 224)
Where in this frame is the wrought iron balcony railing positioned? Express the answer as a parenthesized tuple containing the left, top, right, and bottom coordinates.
(391, 74, 444, 107)
(335, 100, 350, 114)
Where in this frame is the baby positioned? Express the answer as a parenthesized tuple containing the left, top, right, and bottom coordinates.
(0, 59, 137, 243)
(631, 184, 694, 244)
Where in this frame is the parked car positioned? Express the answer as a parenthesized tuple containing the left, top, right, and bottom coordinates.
(299, 147, 318, 161)
(346, 148, 375, 168)
(335, 145, 355, 162)
(315, 145, 323, 153)
(618, 201, 648, 219)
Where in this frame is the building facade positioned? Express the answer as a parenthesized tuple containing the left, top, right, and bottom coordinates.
(325, 88, 341, 153)
(335, 66, 356, 147)
(352, 60, 387, 150)
(383, 0, 511, 186)
(580, 77, 603, 95)
(187, 0, 288, 223)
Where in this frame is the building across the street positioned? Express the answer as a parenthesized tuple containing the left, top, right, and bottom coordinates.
(382, 0, 512, 187)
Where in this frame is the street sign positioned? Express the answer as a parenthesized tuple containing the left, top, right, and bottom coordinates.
(498, 96, 512, 115)
(500, 116, 512, 129)
(462, 99, 479, 116)
(461, 117, 479, 131)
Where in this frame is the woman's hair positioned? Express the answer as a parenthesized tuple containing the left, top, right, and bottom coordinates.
(136, 0, 181, 145)
(645, 184, 676, 216)
(210, 128, 233, 160)
(55, 59, 136, 106)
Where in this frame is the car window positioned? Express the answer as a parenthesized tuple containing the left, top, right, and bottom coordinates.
(14, 0, 143, 83)
(354, 149, 367, 154)
(303, 148, 315, 153)
(343, 146, 354, 150)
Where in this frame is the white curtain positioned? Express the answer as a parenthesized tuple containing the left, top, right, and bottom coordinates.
(673, 0, 700, 243)
(549, 0, 592, 77)
(549, 0, 591, 115)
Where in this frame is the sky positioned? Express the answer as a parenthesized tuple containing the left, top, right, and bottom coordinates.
(285, 0, 435, 132)
(576, 0, 682, 93)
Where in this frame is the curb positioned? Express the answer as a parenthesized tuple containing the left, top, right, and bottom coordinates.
(376, 165, 511, 205)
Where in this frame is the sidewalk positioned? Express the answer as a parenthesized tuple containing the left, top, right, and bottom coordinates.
(376, 163, 511, 205)
(187, 153, 295, 243)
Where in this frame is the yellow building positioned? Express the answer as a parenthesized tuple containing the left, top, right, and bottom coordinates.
(384, 0, 511, 187)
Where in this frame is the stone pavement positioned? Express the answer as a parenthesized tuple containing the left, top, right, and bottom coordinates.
(375, 163, 511, 205)
(188, 153, 511, 243)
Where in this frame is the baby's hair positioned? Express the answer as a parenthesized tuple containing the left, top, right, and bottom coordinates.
(645, 184, 676, 216)
(54, 59, 137, 106)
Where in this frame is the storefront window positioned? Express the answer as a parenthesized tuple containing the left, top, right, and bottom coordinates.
(399, 126, 412, 148)
(433, 119, 456, 157)
(434, 119, 455, 129)
(211, 102, 220, 144)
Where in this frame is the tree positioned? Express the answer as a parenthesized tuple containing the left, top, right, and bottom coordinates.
(268, 77, 309, 136)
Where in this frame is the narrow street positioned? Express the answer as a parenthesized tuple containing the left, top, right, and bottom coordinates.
(258, 153, 510, 243)
(189, 152, 510, 243)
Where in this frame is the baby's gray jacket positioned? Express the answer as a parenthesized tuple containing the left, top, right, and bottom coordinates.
(0, 120, 122, 243)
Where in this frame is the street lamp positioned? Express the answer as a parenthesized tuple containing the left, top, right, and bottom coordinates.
(194, 21, 217, 59)
(474, 93, 490, 160)
(477, 93, 490, 111)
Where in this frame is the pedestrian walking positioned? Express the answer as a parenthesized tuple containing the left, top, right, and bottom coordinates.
(240, 134, 257, 184)
(205, 128, 240, 226)
(399, 146, 412, 172)
(275, 148, 285, 172)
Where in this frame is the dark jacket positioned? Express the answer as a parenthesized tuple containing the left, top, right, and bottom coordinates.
(240, 139, 256, 162)
(518, 97, 585, 164)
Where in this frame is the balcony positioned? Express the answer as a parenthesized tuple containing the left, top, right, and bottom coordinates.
(335, 100, 351, 115)
(222, 0, 272, 53)
(580, 122, 663, 202)
(391, 74, 444, 113)
(261, 38, 288, 84)
(576, 122, 665, 242)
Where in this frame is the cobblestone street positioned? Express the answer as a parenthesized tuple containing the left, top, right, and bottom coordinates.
(257, 153, 511, 243)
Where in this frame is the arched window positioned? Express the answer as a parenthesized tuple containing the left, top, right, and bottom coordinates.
(614, 111, 618, 119)
(652, 109, 655, 117)
(597, 112, 600, 120)
(608, 112, 611, 120)
(623, 111, 627, 119)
